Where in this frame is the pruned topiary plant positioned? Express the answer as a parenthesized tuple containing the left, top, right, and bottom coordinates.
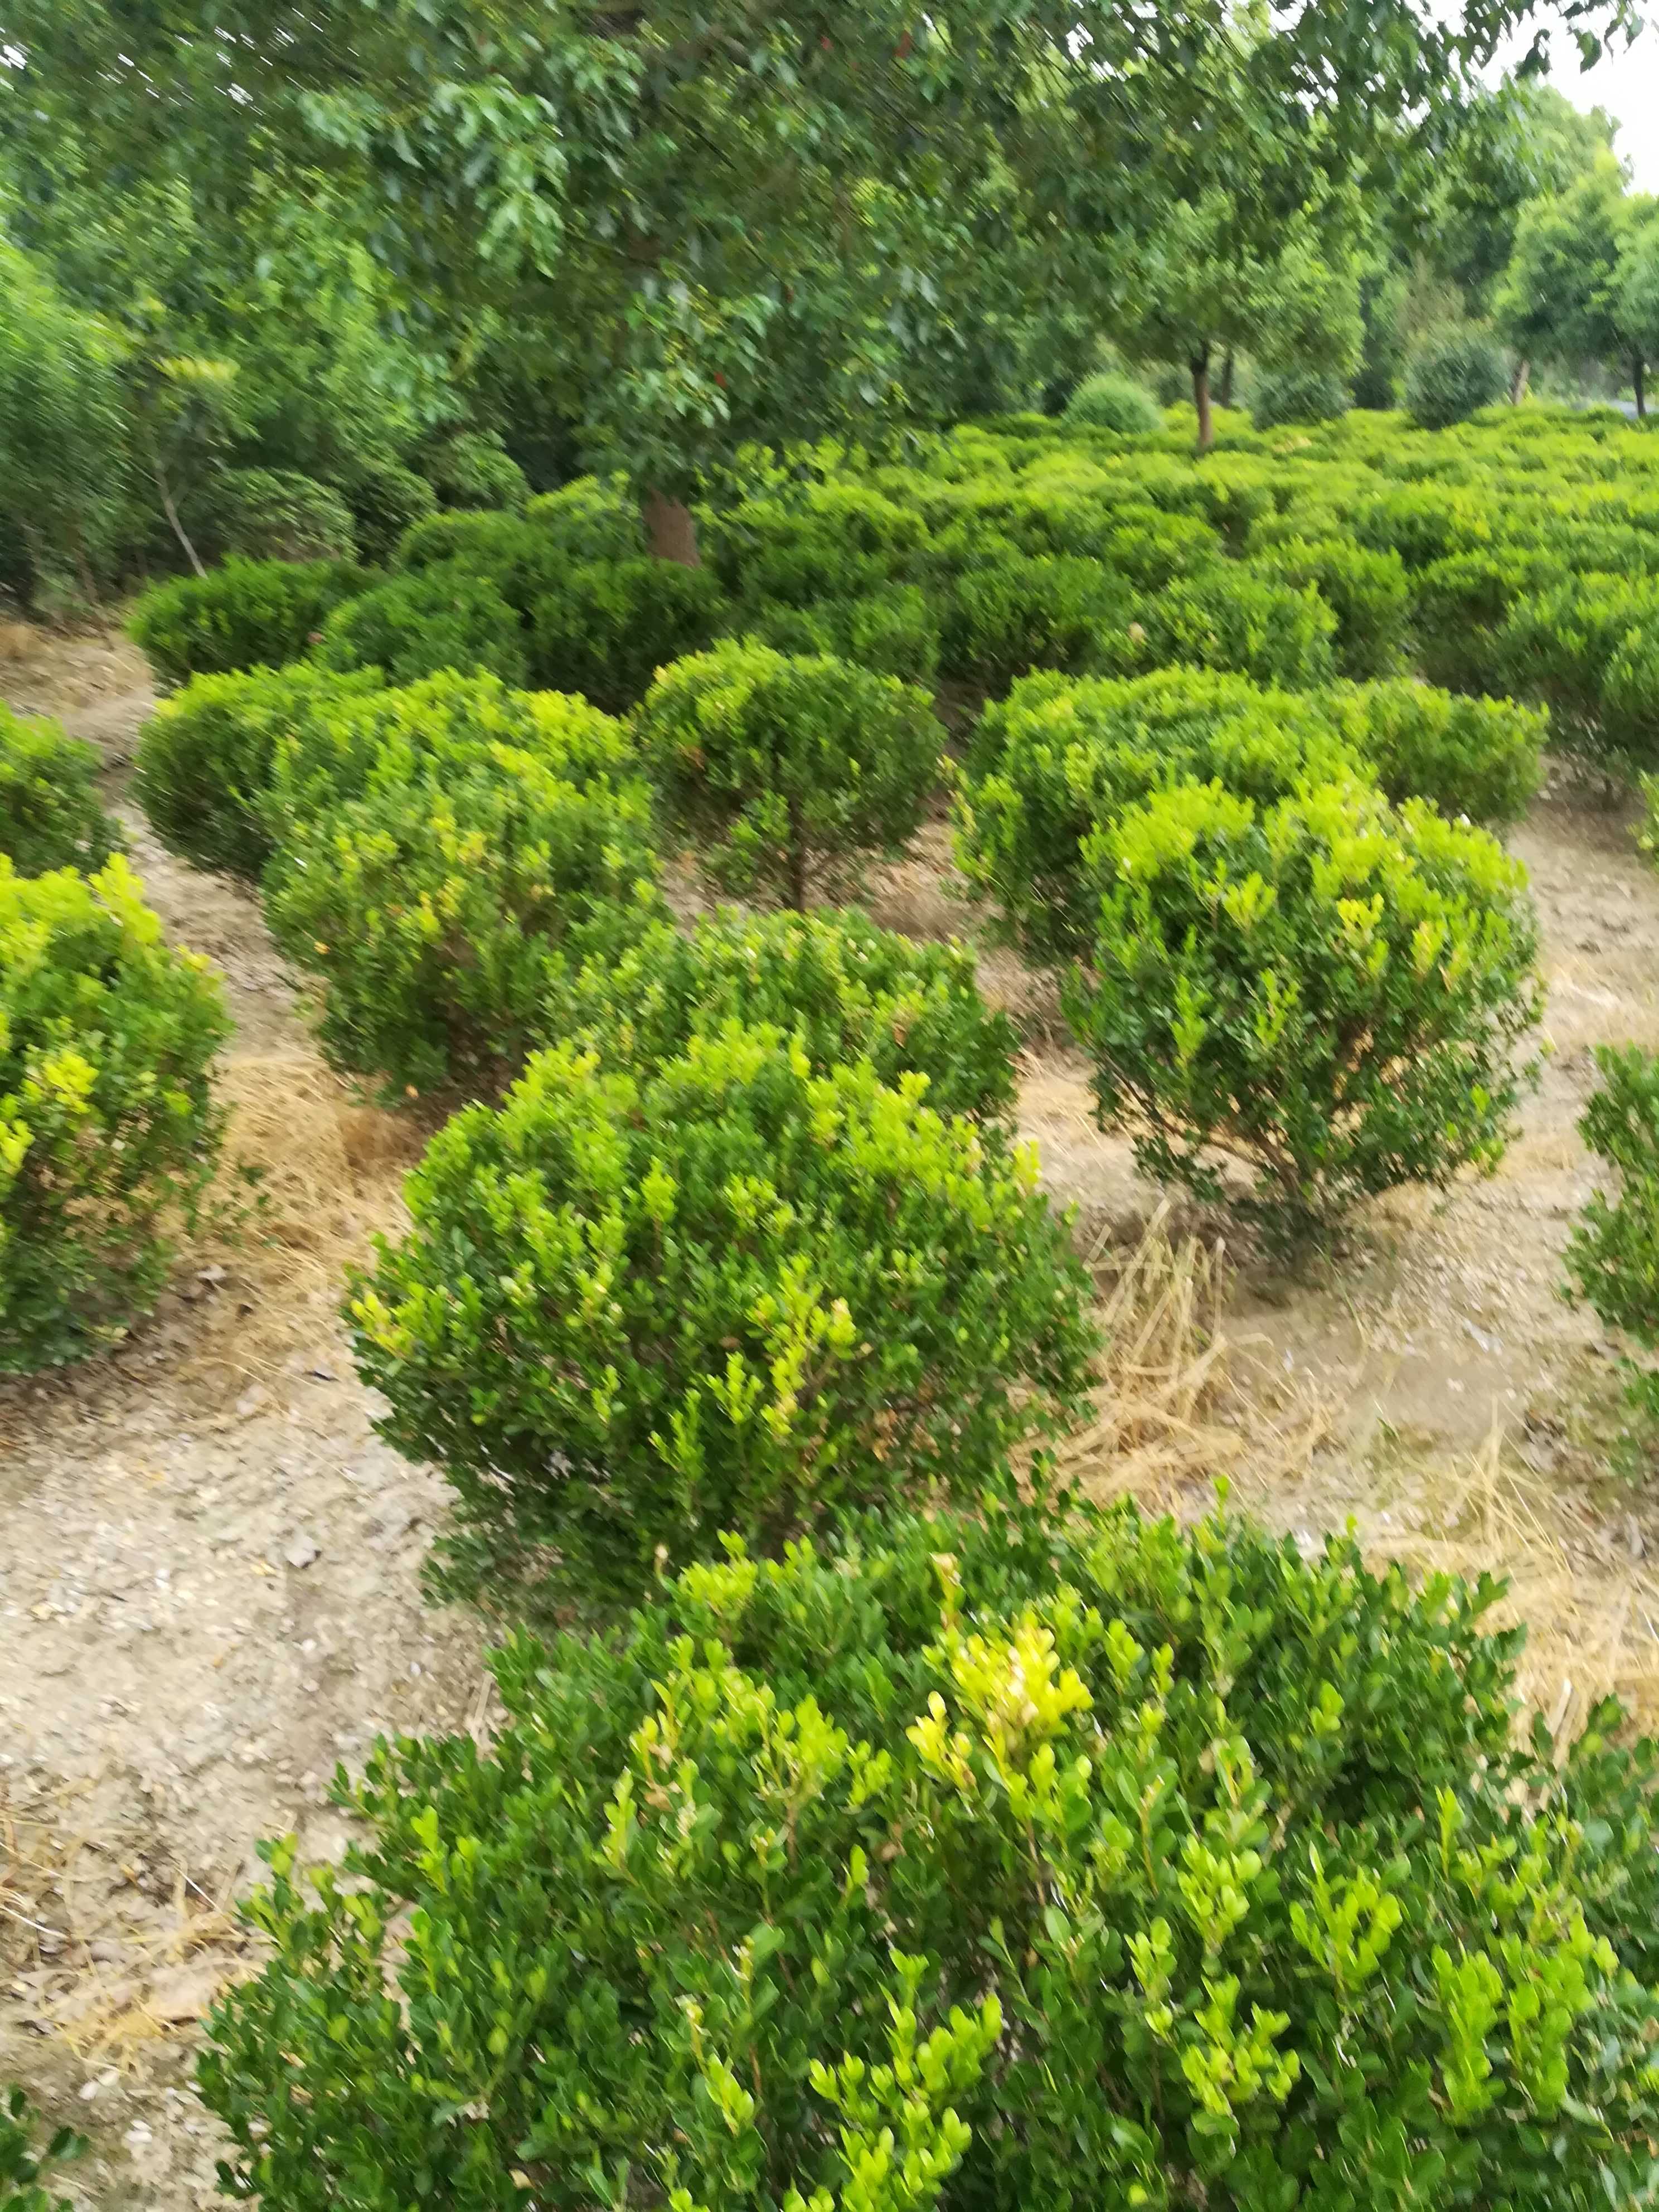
(263, 698, 663, 1100)
(347, 1022, 1096, 1599)
(635, 641, 941, 909)
(552, 906, 1020, 1131)
(0, 857, 229, 1370)
(199, 1494, 1659, 2212)
(127, 556, 373, 687)
(1067, 776, 1542, 1250)
(134, 663, 382, 881)
(0, 703, 118, 877)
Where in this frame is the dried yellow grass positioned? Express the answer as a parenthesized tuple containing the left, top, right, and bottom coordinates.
(1054, 1204, 1334, 1511)
(174, 1050, 423, 1404)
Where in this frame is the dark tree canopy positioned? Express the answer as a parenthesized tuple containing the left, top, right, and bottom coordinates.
(0, 0, 1640, 549)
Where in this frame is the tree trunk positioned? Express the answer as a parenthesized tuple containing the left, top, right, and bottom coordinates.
(785, 796, 809, 913)
(144, 423, 206, 577)
(1510, 357, 1531, 405)
(1217, 350, 1236, 410)
(1191, 350, 1214, 453)
(1636, 357, 1648, 420)
(643, 491, 701, 566)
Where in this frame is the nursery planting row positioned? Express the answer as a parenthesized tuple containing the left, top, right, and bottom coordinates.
(5, 401, 1659, 2208)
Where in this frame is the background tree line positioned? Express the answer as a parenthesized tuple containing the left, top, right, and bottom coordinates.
(0, 0, 1646, 611)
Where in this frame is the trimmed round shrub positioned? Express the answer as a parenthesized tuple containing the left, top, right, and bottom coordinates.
(1098, 569, 1338, 690)
(0, 856, 229, 1370)
(1411, 549, 1568, 695)
(1340, 677, 1545, 826)
(200, 1493, 1659, 2212)
(260, 669, 628, 840)
(1066, 776, 1543, 1248)
(1565, 1042, 1659, 1429)
(528, 556, 731, 711)
(427, 429, 528, 512)
(263, 697, 662, 1100)
(1251, 537, 1410, 681)
(1489, 572, 1659, 768)
(739, 586, 941, 684)
(942, 552, 1131, 693)
(133, 663, 382, 882)
(554, 906, 1019, 1128)
(1250, 366, 1350, 430)
(1062, 370, 1163, 435)
(0, 704, 117, 876)
(346, 1022, 1097, 1594)
(955, 668, 1364, 964)
(312, 561, 528, 687)
(339, 459, 436, 565)
(205, 467, 356, 562)
(522, 476, 644, 560)
(128, 556, 373, 688)
(636, 641, 942, 909)
(1404, 331, 1508, 431)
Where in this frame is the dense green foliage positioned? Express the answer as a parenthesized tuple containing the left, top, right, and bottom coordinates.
(1069, 778, 1542, 1247)
(261, 682, 662, 1099)
(0, 857, 229, 1370)
(1063, 372, 1162, 435)
(1404, 331, 1510, 429)
(554, 909, 1020, 1131)
(956, 666, 1544, 969)
(637, 642, 941, 909)
(312, 562, 529, 687)
(0, 2086, 83, 2212)
(0, 705, 117, 877)
(348, 1023, 1095, 1597)
(1565, 1044, 1659, 1428)
(201, 1493, 1659, 2211)
(1249, 366, 1350, 430)
(528, 558, 729, 711)
(128, 557, 372, 687)
(134, 663, 382, 881)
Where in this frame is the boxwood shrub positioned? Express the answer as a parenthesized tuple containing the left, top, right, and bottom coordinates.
(1251, 536, 1410, 681)
(1564, 1042, 1659, 1429)
(1338, 677, 1545, 827)
(134, 663, 382, 881)
(200, 1494, 1659, 2212)
(1, 856, 229, 1370)
(1068, 777, 1542, 1248)
(1405, 329, 1508, 430)
(956, 668, 1364, 963)
(0, 2083, 83, 2211)
(1411, 549, 1568, 696)
(263, 703, 662, 1100)
(347, 1023, 1097, 1596)
(528, 557, 730, 711)
(0, 705, 117, 877)
(941, 551, 1131, 693)
(128, 556, 373, 687)
(1097, 568, 1339, 690)
(312, 561, 528, 687)
(260, 669, 628, 841)
(1062, 368, 1162, 434)
(739, 585, 941, 685)
(636, 641, 942, 908)
(552, 906, 1019, 1129)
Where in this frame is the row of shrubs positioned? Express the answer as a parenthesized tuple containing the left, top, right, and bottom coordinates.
(0, 704, 228, 1372)
(128, 400, 1659, 775)
(10, 410, 1659, 2204)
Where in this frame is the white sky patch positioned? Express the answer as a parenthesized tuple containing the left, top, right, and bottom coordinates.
(1493, 8, 1659, 190)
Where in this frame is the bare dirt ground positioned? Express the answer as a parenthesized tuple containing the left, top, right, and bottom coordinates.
(5, 624, 1659, 2205)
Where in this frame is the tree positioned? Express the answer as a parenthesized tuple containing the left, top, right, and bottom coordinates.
(1114, 185, 1365, 450)
(1423, 81, 1616, 319)
(0, 237, 128, 605)
(3, 0, 1641, 552)
(1496, 155, 1652, 411)
(1617, 209, 1659, 411)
